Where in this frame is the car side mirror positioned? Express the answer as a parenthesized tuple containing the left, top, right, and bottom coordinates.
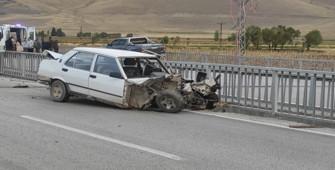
(109, 72, 123, 79)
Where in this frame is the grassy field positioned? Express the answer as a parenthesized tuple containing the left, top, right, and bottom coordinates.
(57, 37, 335, 61)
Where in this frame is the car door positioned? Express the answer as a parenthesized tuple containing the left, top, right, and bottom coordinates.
(89, 55, 125, 104)
(62, 52, 96, 95)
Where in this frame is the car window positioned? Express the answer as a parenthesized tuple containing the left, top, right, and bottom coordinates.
(111, 40, 119, 46)
(118, 39, 127, 45)
(64, 52, 95, 71)
(94, 56, 121, 76)
(130, 38, 147, 44)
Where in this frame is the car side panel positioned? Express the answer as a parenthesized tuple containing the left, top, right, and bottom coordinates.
(37, 59, 64, 81)
(88, 74, 124, 104)
(62, 67, 90, 95)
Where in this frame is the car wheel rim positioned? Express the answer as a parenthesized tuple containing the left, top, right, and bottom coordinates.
(52, 85, 62, 98)
(160, 96, 176, 110)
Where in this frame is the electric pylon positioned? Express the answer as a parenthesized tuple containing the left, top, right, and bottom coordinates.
(233, 0, 249, 56)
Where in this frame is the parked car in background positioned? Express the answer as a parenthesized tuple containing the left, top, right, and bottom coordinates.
(103, 37, 166, 56)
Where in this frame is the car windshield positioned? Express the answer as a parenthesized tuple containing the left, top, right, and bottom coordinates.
(118, 57, 168, 78)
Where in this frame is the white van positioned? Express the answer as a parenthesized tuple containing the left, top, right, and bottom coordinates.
(0, 24, 35, 52)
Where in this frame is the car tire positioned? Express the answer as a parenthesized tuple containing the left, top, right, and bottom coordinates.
(155, 90, 184, 113)
(50, 80, 70, 102)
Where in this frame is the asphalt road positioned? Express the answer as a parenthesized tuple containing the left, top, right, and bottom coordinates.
(0, 76, 335, 170)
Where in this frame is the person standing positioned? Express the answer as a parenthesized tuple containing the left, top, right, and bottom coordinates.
(41, 37, 45, 52)
(5, 36, 14, 51)
(49, 37, 54, 51)
(27, 37, 34, 52)
(16, 42, 23, 52)
(23, 38, 28, 52)
(35, 38, 42, 53)
(53, 38, 59, 53)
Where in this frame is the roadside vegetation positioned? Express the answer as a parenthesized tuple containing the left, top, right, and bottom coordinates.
(38, 25, 334, 60)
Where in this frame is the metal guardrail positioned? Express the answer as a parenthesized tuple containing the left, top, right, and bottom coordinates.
(165, 52, 335, 72)
(0, 51, 47, 80)
(1, 51, 335, 125)
(59, 47, 335, 72)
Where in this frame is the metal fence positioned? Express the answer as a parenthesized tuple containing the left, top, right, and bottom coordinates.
(165, 52, 335, 72)
(0, 51, 47, 80)
(59, 47, 335, 72)
(164, 61, 335, 125)
(1, 51, 335, 125)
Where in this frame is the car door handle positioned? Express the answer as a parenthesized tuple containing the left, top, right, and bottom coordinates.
(90, 75, 97, 78)
(62, 68, 68, 72)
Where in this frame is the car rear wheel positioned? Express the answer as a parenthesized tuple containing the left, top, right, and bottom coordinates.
(155, 90, 184, 113)
(50, 80, 70, 102)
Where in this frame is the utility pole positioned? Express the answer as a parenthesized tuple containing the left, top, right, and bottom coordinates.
(217, 22, 226, 47)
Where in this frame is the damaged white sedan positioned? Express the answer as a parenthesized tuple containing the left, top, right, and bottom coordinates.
(38, 47, 186, 113)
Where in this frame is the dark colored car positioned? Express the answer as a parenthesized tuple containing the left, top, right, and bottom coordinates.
(103, 37, 166, 55)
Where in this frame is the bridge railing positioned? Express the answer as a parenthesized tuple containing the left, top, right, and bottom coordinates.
(1, 51, 335, 125)
(58, 47, 335, 72)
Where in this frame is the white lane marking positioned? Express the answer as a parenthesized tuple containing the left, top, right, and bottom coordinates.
(186, 110, 335, 138)
(21, 115, 182, 161)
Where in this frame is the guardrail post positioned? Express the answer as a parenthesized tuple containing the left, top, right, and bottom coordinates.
(308, 77, 316, 109)
(237, 68, 242, 104)
(0, 52, 3, 74)
(271, 70, 279, 115)
(205, 64, 211, 78)
(21, 53, 26, 78)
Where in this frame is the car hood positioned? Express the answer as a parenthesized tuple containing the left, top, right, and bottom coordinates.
(42, 50, 63, 59)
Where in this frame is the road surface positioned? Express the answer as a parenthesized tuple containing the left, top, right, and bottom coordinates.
(0, 76, 335, 170)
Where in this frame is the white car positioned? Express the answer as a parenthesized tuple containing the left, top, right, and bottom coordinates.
(37, 47, 184, 113)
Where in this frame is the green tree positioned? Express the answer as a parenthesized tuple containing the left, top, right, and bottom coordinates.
(246, 25, 262, 49)
(214, 30, 219, 41)
(186, 38, 190, 47)
(228, 33, 236, 42)
(160, 36, 169, 44)
(262, 28, 272, 50)
(270, 26, 282, 50)
(36, 30, 46, 37)
(126, 33, 133, 37)
(91, 33, 100, 44)
(82, 32, 92, 37)
(47, 30, 50, 36)
(99, 32, 108, 38)
(77, 31, 83, 37)
(304, 30, 323, 51)
(51, 27, 56, 36)
(173, 36, 180, 47)
(56, 28, 66, 37)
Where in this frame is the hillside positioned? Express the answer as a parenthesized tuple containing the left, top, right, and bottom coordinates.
(0, 0, 335, 38)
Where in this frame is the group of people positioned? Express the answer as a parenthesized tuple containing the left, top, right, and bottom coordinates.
(5, 36, 59, 53)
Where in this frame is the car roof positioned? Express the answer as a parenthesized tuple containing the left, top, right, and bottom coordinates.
(116, 37, 147, 40)
(73, 47, 156, 58)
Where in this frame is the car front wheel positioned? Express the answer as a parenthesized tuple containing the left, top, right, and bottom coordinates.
(50, 80, 70, 102)
(155, 90, 184, 113)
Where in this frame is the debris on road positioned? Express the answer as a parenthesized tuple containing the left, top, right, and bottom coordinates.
(13, 83, 29, 88)
(289, 125, 324, 128)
